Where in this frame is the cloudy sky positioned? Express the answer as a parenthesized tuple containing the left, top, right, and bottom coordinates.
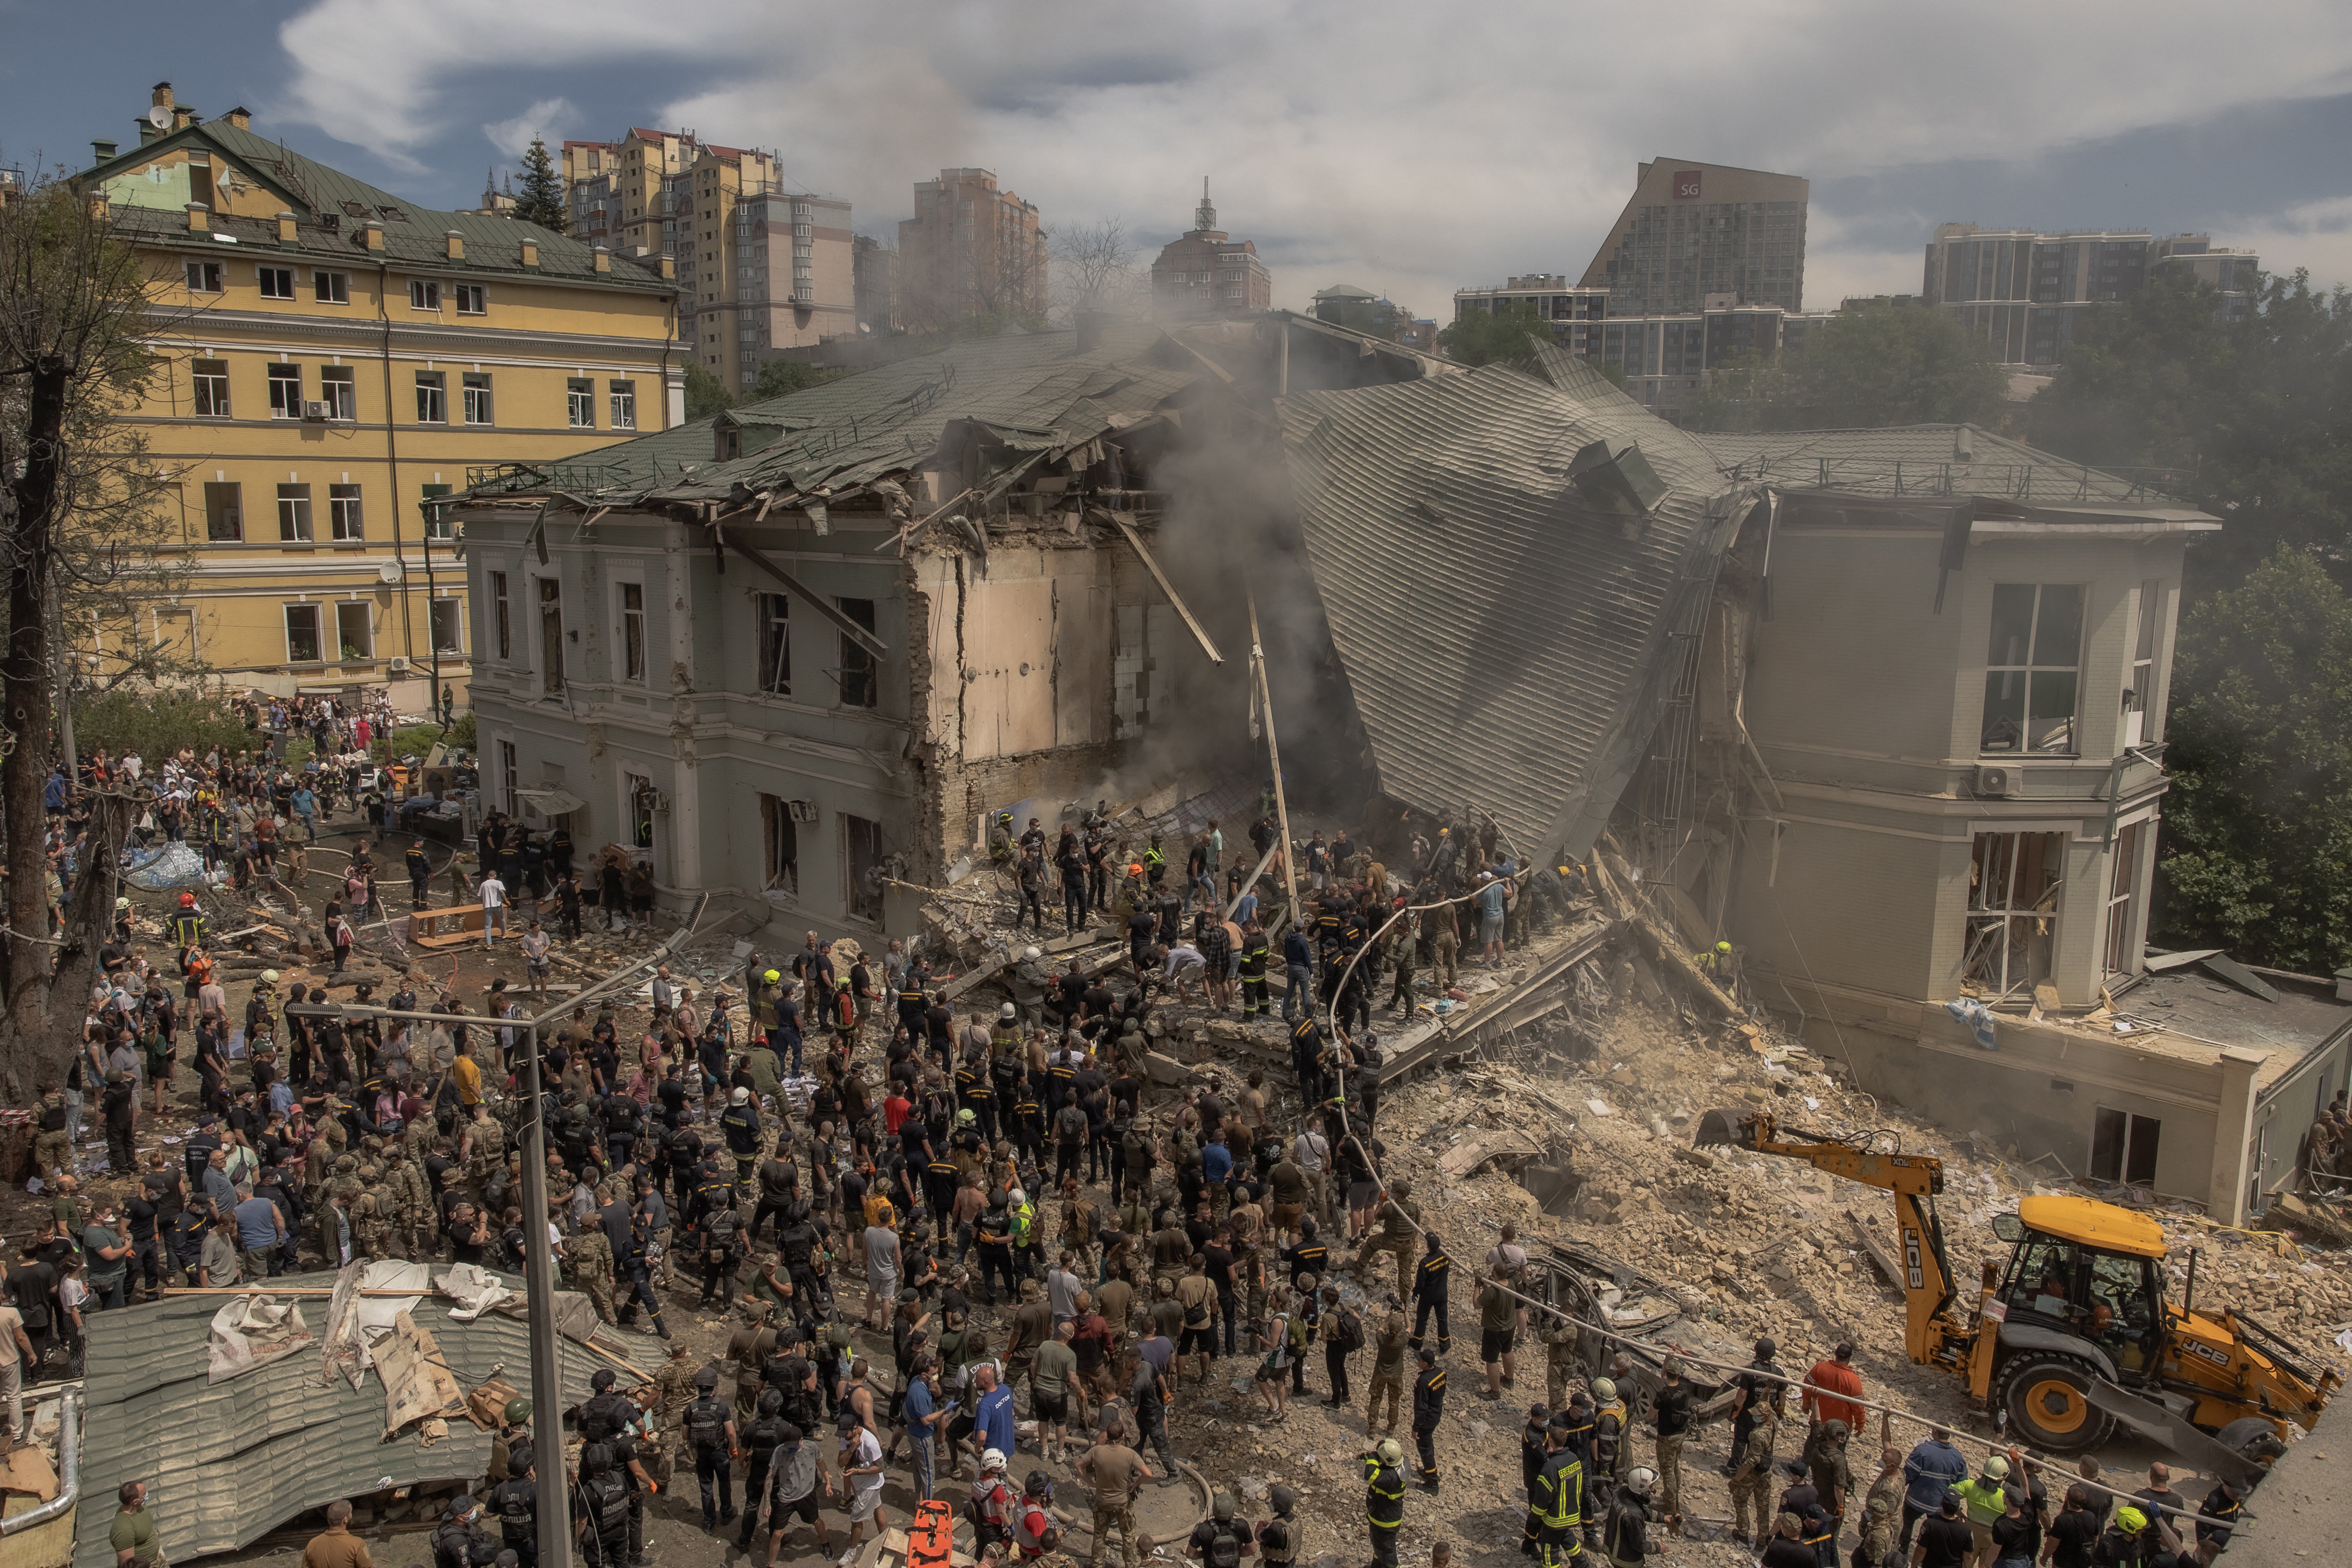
(7, 0, 2352, 320)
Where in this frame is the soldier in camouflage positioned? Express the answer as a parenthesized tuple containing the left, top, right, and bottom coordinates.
(352, 1174, 390, 1261)
(463, 1105, 507, 1201)
(32, 1094, 72, 1181)
(385, 1144, 433, 1258)
(320, 1153, 363, 1266)
(569, 1217, 618, 1323)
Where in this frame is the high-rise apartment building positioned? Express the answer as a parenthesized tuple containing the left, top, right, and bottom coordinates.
(561, 128, 853, 390)
(854, 235, 901, 335)
(1150, 181, 1271, 318)
(1921, 223, 2260, 365)
(1580, 159, 1808, 316)
(898, 168, 1047, 326)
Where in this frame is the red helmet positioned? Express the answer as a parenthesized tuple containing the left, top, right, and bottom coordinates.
(178, 892, 196, 908)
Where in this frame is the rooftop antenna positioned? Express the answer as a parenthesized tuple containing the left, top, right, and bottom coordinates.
(1195, 177, 1216, 234)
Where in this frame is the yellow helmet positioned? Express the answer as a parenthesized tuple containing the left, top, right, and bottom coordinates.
(763, 968, 781, 984)
(1716, 941, 1732, 953)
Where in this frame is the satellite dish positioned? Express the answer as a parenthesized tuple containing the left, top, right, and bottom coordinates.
(149, 105, 170, 129)
(378, 560, 404, 584)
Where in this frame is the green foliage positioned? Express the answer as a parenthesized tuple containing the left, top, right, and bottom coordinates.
(751, 359, 847, 400)
(446, 712, 478, 751)
(72, 690, 254, 761)
(1679, 306, 2010, 432)
(683, 359, 734, 421)
(2028, 269, 2352, 594)
(1439, 304, 1551, 369)
(513, 138, 568, 234)
(2155, 548, 2352, 972)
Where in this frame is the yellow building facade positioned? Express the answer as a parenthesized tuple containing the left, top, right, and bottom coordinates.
(82, 85, 684, 700)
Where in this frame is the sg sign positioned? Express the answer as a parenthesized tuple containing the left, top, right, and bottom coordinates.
(1674, 170, 1703, 200)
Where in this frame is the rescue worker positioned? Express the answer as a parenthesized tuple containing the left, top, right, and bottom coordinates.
(169, 893, 207, 962)
(684, 1365, 740, 1530)
(574, 1443, 632, 1568)
(1410, 1230, 1451, 1355)
(1600, 1468, 1660, 1568)
(1361, 1436, 1406, 1568)
(431, 1496, 494, 1568)
(736, 1389, 790, 1551)
(490, 1444, 539, 1568)
(1731, 1386, 1785, 1546)
(1353, 1180, 1421, 1301)
(1529, 1412, 1584, 1567)
(1410, 1345, 1446, 1493)
(1365, 1294, 1410, 1434)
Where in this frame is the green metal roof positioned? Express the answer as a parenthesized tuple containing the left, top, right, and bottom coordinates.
(1696, 424, 2198, 511)
(73, 1271, 666, 1568)
(88, 122, 671, 292)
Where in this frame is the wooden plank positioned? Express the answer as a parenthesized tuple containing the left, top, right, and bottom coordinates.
(1105, 514, 1222, 663)
(727, 536, 889, 658)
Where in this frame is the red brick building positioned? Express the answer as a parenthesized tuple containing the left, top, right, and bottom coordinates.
(1150, 180, 1272, 319)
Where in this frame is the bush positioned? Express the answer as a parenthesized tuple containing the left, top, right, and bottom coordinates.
(73, 689, 255, 761)
(374, 712, 476, 762)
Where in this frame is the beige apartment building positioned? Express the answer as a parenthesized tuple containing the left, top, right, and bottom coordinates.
(1580, 157, 1809, 315)
(898, 168, 1047, 326)
(564, 129, 854, 389)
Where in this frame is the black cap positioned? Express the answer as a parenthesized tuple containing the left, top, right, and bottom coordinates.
(1416, 1346, 1436, 1363)
(695, 1366, 719, 1388)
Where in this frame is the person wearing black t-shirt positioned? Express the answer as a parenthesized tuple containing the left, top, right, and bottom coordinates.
(124, 1188, 161, 1301)
(1650, 1357, 1695, 1531)
(1913, 1494, 1975, 1568)
(446, 1201, 491, 1265)
(2044, 1487, 2102, 1568)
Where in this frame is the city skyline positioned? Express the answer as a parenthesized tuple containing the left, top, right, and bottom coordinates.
(4, 1, 2350, 320)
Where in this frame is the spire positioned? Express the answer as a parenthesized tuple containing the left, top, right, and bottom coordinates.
(1194, 177, 1216, 234)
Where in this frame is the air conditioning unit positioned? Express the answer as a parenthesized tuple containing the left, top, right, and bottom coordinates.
(1972, 765, 2021, 799)
(787, 799, 819, 823)
(302, 400, 329, 422)
(387, 656, 411, 674)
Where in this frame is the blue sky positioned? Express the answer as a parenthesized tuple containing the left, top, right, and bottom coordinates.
(7, 0, 2352, 318)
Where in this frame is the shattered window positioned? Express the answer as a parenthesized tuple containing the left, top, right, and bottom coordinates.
(1981, 583, 2082, 754)
(758, 593, 791, 696)
(1964, 830, 2064, 1000)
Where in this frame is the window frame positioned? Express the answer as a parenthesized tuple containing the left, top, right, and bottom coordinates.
(266, 362, 303, 419)
(319, 364, 357, 421)
(276, 482, 314, 543)
(461, 372, 493, 426)
(414, 371, 447, 424)
(454, 283, 487, 315)
(757, 591, 791, 696)
(490, 570, 511, 660)
(2104, 818, 2146, 980)
(334, 600, 373, 661)
(567, 379, 596, 429)
(328, 483, 364, 542)
(284, 602, 324, 665)
(609, 380, 637, 430)
(536, 576, 565, 696)
(190, 358, 231, 418)
(1963, 829, 2066, 1001)
(837, 596, 878, 709)
(617, 579, 647, 684)
(429, 596, 465, 656)
(421, 483, 454, 541)
(257, 265, 296, 300)
(202, 481, 243, 543)
(1980, 582, 2086, 757)
(408, 279, 442, 311)
(184, 259, 223, 294)
(313, 269, 350, 305)
(761, 794, 800, 896)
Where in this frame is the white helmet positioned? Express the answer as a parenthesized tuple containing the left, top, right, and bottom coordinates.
(731, 1086, 752, 1105)
(1000, 1003, 1017, 1021)
(1009, 1189, 1025, 1205)
(1025, 946, 1041, 961)
(981, 1448, 1007, 1472)
(1624, 1466, 1657, 1499)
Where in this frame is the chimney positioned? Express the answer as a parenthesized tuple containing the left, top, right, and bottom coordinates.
(363, 220, 385, 252)
(658, 254, 675, 280)
(151, 81, 174, 116)
(225, 107, 252, 130)
(277, 210, 299, 245)
(593, 245, 611, 275)
(519, 237, 539, 269)
(91, 139, 118, 163)
(444, 229, 464, 260)
(187, 202, 209, 233)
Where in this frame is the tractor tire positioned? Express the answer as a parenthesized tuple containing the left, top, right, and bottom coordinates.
(1999, 1354, 2116, 1453)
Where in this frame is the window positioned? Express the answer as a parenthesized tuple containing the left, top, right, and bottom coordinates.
(758, 592, 791, 695)
(328, 483, 364, 541)
(627, 773, 655, 850)
(462, 372, 493, 425)
(415, 371, 446, 423)
(319, 364, 356, 421)
(2127, 579, 2163, 747)
(490, 571, 511, 660)
(257, 265, 295, 299)
(499, 741, 520, 818)
(422, 482, 453, 540)
(2090, 1107, 2161, 1186)
(1981, 583, 2083, 754)
(284, 603, 323, 663)
(537, 577, 564, 694)
(335, 601, 372, 661)
(313, 270, 349, 304)
(2105, 820, 2145, 978)
(1964, 830, 2065, 1000)
(430, 597, 463, 655)
(191, 359, 230, 417)
(762, 795, 800, 896)
(184, 259, 222, 293)
(844, 813, 883, 920)
(567, 379, 595, 429)
(619, 581, 646, 682)
(610, 379, 637, 430)
(202, 481, 242, 542)
(454, 283, 486, 314)
(409, 280, 441, 310)
(838, 597, 877, 708)
(267, 362, 302, 418)
(276, 482, 314, 542)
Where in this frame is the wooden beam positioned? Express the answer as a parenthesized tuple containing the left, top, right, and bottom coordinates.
(1103, 514, 1223, 664)
(725, 535, 889, 660)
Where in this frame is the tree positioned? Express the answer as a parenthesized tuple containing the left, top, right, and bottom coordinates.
(749, 359, 846, 401)
(513, 136, 568, 234)
(2029, 269, 2352, 594)
(683, 358, 734, 420)
(0, 171, 169, 1097)
(1439, 303, 1550, 369)
(1679, 305, 2010, 431)
(1049, 218, 1144, 323)
(2154, 548, 2352, 972)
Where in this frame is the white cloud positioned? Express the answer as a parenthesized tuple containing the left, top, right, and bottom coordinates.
(274, 0, 2352, 305)
(482, 97, 577, 161)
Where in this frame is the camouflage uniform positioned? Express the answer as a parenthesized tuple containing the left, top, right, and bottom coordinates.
(569, 1226, 617, 1323)
(465, 1112, 507, 1197)
(32, 1095, 72, 1180)
(387, 1149, 433, 1258)
(1543, 1319, 1581, 1410)
(320, 1154, 362, 1264)
(352, 1177, 390, 1261)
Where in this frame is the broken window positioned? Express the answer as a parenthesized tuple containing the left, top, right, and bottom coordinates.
(618, 581, 646, 683)
(2090, 1107, 2161, 1186)
(2126, 579, 2162, 747)
(762, 794, 800, 896)
(758, 592, 791, 695)
(844, 812, 883, 921)
(490, 571, 510, 660)
(1963, 830, 2064, 1000)
(837, 596, 877, 708)
(538, 576, 565, 695)
(1981, 583, 2083, 754)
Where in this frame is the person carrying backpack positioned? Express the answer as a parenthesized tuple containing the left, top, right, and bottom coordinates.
(1320, 1285, 1362, 1407)
(683, 1366, 739, 1530)
(1012, 1470, 1061, 1561)
(1187, 1494, 1251, 1568)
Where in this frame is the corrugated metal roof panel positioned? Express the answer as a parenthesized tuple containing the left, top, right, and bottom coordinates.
(1698, 424, 2200, 512)
(73, 1274, 662, 1568)
(1279, 364, 1748, 856)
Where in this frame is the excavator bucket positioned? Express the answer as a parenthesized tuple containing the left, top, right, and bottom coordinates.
(1695, 1108, 1759, 1149)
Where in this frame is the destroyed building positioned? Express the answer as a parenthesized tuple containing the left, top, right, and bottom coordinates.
(447, 314, 2331, 1224)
